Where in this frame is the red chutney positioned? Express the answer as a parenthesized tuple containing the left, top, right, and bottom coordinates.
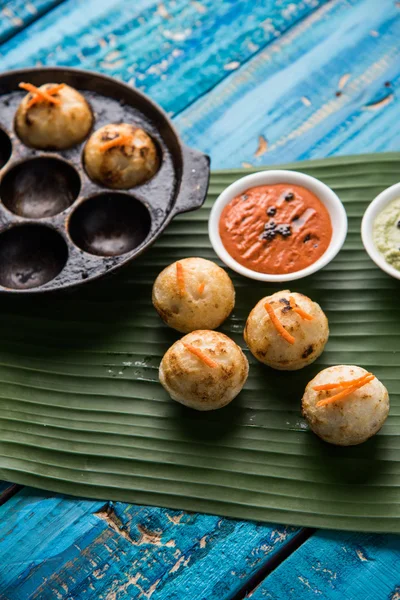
(219, 184, 332, 274)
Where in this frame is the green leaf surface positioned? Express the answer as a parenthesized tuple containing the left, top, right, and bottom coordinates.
(1, 153, 400, 532)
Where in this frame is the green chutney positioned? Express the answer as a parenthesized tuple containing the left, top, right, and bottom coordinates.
(373, 197, 400, 270)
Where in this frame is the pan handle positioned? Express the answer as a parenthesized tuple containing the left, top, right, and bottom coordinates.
(171, 145, 210, 217)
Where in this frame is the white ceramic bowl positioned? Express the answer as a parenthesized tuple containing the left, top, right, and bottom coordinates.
(361, 182, 400, 280)
(208, 170, 348, 282)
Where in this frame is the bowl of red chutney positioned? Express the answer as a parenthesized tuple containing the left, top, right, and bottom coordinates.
(208, 170, 347, 282)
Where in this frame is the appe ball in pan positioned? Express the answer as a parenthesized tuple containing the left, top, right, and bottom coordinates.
(302, 365, 389, 446)
(244, 289, 329, 370)
(84, 123, 159, 189)
(159, 330, 249, 411)
(15, 83, 93, 149)
(152, 257, 235, 333)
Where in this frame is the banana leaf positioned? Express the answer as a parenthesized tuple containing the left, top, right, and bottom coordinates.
(1, 153, 400, 532)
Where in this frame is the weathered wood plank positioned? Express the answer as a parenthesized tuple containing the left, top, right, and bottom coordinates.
(0, 488, 298, 599)
(249, 530, 400, 599)
(0, 0, 64, 44)
(175, 0, 400, 167)
(0, 0, 330, 115)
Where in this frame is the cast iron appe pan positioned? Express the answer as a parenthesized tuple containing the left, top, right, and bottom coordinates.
(0, 67, 210, 293)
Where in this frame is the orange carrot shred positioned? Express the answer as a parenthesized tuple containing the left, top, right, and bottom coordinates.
(99, 134, 132, 152)
(316, 374, 375, 408)
(176, 262, 185, 297)
(24, 83, 64, 108)
(264, 302, 295, 344)
(46, 83, 65, 95)
(289, 296, 313, 321)
(313, 372, 373, 391)
(19, 82, 62, 108)
(182, 342, 218, 368)
(198, 282, 205, 295)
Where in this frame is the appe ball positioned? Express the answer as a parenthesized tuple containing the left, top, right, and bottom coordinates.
(244, 289, 329, 370)
(15, 83, 93, 149)
(152, 257, 235, 333)
(302, 365, 389, 446)
(159, 330, 249, 411)
(84, 123, 159, 189)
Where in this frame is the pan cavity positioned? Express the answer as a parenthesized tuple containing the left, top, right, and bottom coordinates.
(0, 225, 68, 289)
(68, 193, 151, 257)
(0, 129, 12, 170)
(0, 157, 81, 218)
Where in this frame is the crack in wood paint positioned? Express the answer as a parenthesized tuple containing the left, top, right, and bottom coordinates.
(137, 524, 176, 547)
(356, 548, 368, 561)
(271, 529, 291, 544)
(97, 505, 175, 548)
(338, 73, 351, 89)
(157, 3, 172, 20)
(224, 61, 241, 71)
(100, 59, 125, 70)
(105, 572, 161, 600)
(169, 553, 191, 574)
(254, 134, 268, 157)
(25, 2, 37, 15)
(162, 28, 192, 41)
(363, 93, 394, 110)
(97, 506, 136, 544)
(165, 512, 184, 524)
(93, 564, 110, 579)
(104, 50, 121, 62)
(298, 575, 322, 595)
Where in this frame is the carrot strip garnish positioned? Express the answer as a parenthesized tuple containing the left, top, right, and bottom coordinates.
(316, 374, 374, 408)
(23, 83, 64, 108)
(27, 95, 57, 109)
(313, 372, 373, 391)
(46, 83, 65, 95)
(19, 82, 62, 108)
(176, 262, 185, 297)
(182, 342, 218, 368)
(289, 296, 313, 321)
(99, 134, 132, 152)
(198, 282, 205, 295)
(264, 302, 295, 344)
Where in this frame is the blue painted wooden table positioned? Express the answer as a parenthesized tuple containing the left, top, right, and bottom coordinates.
(1, 1, 400, 598)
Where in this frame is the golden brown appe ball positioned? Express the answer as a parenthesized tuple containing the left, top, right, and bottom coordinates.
(84, 123, 159, 189)
(244, 289, 329, 370)
(159, 330, 249, 410)
(15, 83, 93, 149)
(302, 365, 389, 445)
(152, 257, 235, 333)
